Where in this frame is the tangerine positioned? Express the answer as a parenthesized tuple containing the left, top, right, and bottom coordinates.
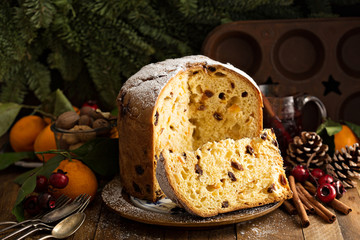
(34, 124, 57, 162)
(334, 124, 359, 151)
(73, 106, 80, 114)
(51, 159, 98, 200)
(9, 115, 46, 152)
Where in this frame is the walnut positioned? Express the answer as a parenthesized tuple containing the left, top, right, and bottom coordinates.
(80, 106, 95, 116)
(71, 125, 96, 142)
(79, 115, 93, 126)
(63, 132, 79, 145)
(92, 119, 110, 135)
(55, 111, 80, 130)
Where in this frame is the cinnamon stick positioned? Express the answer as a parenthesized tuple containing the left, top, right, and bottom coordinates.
(283, 200, 297, 215)
(296, 186, 315, 214)
(303, 181, 317, 194)
(303, 181, 352, 215)
(296, 183, 336, 223)
(289, 175, 310, 227)
(329, 200, 352, 215)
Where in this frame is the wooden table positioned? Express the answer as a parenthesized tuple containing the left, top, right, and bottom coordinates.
(1, 165, 360, 240)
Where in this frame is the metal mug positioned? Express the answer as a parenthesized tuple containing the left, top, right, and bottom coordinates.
(260, 84, 327, 154)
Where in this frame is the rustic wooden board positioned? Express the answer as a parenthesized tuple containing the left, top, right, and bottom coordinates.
(236, 208, 304, 239)
(336, 187, 360, 240)
(1, 166, 360, 240)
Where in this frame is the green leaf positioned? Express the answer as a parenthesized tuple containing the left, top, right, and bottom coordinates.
(14, 174, 37, 206)
(12, 202, 24, 222)
(36, 154, 66, 177)
(0, 102, 22, 136)
(0, 152, 36, 170)
(14, 167, 40, 185)
(345, 121, 360, 140)
(71, 138, 119, 177)
(14, 154, 66, 185)
(53, 89, 74, 116)
(12, 174, 36, 221)
(316, 118, 342, 136)
(41, 89, 74, 117)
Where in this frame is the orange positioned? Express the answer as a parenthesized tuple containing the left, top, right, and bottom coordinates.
(51, 159, 98, 200)
(43, 117, 52, 125)
(34, 124, 57, 162)
(73, 106, 80, 114)
(9, 115, 46, 152)
(110, 126, 119, 138)
(334, 124, 359, 151)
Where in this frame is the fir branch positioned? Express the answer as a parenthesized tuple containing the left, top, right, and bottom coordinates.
(0, 65, 28, 103)
(23, 0, 56, 29)
(25, 61, 52, 102)
(47, 39, 83, 82)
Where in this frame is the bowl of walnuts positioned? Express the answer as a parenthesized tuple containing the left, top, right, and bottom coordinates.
(51, 106, 117, 150)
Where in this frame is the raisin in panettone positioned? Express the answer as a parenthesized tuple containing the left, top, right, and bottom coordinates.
(117, 55, 263, 201)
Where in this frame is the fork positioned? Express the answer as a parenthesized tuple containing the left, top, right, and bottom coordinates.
(0, 194, 71, 227)
(0, 194, 90, 240)
(15, 195, 91, 240)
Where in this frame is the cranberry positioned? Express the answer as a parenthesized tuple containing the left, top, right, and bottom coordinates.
(49, 170, 69, 189)
(316, 183, 336, 203)
(82, 100, 98, 110)
(291, 165, 309, 182)
(309, 168, 325, 184)
(318, 174, 334, 186)
(332, 180, 346, 199)
(24, 195, 41, 216)
(34, 175, 49, 193)
(38, 192, 56, 209)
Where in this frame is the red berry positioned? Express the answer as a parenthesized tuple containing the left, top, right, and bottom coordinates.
(318, 174, 334, 186)
(82, 100, 98, 110)
(24, 195, 41, 216)
(38, 192, 56, 209)
(49, 170, 69, 189)
(309, 168, 325, 184)
(316, 183, 336, 203)
(35, 175, 49, 193)
(332, 180, 346, 199)
(291, 165, 309, 182)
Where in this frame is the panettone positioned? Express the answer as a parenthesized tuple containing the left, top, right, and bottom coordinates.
(156, 129, 292, 217)
(117, 55, 263, 201)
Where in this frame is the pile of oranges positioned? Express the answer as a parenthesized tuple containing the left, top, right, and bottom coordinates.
(9, 115, 57, 162)
(9, 108, 99, 201)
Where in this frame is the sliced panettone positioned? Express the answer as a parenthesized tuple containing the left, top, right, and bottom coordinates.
(156, 129, 292, 217)
(117, 55, 263, 201)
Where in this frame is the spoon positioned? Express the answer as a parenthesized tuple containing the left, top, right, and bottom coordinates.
(0, 201, 82, 239)
(16, 212, 86, 240)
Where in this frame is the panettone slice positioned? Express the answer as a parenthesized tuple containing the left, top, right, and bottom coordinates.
(156, 129, 292, 217)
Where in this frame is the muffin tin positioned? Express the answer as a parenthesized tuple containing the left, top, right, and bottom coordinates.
(202, 17, 360, 125)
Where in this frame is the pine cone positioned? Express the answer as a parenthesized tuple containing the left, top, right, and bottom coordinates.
(327, 143, 360, 188)
(286, 131, 331, 168)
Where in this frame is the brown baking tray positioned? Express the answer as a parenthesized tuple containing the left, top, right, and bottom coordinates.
(202, 17, 360, 125)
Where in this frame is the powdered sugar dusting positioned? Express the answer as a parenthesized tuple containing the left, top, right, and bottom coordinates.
(101, 177, 282, 227)
(117, 55, 261, 118)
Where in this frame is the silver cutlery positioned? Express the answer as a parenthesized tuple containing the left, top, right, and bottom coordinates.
(0, 194, 90, 240)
